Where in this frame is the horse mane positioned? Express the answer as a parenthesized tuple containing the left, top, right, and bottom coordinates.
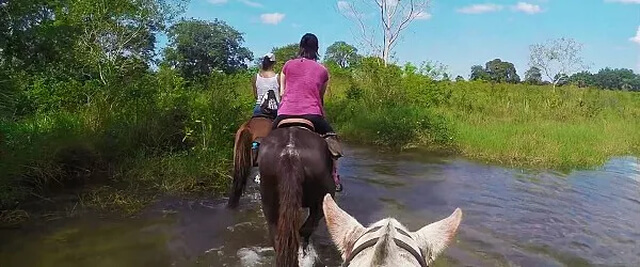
(372, 222, 394, 266)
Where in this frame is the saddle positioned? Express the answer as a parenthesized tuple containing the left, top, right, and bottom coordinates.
(277, 118, 343, 159)
(251, 113, 276, 120)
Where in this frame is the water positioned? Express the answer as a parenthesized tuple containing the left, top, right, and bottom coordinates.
(2, 145, 640, 267)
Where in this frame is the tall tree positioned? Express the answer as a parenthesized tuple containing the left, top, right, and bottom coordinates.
(324, 41, 361, 68)
(528, 37, 587, 87)
(270, 44, 299, 72)
(485, 59, 520, 83)
(593, 68, 638, 90)
(163, 19, 253, 78)
(338, 0, 430, 65)
(524, 66, 543, 85)
(568, 71, 594, 88)
(469, 65, 489, 81)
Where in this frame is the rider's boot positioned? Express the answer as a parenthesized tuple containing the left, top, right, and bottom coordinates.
(325, 134, 343, 192)
(251, 141, 259, 167)
(333, 159, 342, 192)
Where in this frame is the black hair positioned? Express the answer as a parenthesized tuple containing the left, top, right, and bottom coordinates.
(298, 33, 320, 61)
(261, 56, 275, 71)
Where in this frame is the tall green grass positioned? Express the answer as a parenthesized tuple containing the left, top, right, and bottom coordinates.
(326, 60, 640, 169)
(439, 82, 640, 169)
(0, 68, 254, 211)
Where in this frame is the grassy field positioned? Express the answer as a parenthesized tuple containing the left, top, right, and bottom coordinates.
(325, 60, 640, 170)
(438, 82, 640, 169)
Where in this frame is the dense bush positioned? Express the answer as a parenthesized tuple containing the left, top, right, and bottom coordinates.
(0, 69, 254, 209)
(326, 57, 453, 148)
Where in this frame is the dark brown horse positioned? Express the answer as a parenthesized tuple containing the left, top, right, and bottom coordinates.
(227, 115, 273, 208)
(257, 121, 336, 267)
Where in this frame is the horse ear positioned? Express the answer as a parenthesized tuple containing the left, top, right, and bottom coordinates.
(322, 194, 365, 259)
(413, 208, 462, 263)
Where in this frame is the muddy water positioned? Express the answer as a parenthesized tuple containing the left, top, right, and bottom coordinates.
(1, 145, 640, 267)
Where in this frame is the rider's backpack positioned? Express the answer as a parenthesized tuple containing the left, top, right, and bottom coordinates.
(259, 90, 279, 117)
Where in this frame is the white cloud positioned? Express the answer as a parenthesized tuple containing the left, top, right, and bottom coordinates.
(414, 11, 432, 20)
(207, 0, 228, 4)
(239, 0, 262, 7)
(260, 13, 285, 25)
(605, 0, 640, 3)
(630, 26, 640, 45)
(512, 2, 542, 14)
(457, 4, 504, 14)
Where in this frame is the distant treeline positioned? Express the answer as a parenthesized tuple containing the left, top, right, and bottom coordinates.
(465, 59, 640, 91)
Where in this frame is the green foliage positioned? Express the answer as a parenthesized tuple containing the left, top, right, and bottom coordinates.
(0, 71, 252, 209)
(163, 19, 253, 78)
(567, 68, 640, 91)
(470, 65, 489, 81)
(439, 82, 640, 168)
(524, 66, 543, 85)
(470, 59, 520, 83)
(271, 44, 299, 72)
(326, 56, 452, 148)
(486, 59, 520, 83)
(324, 41, 361, 68)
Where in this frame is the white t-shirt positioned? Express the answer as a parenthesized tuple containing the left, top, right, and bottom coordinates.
(255, 73, 280, 105)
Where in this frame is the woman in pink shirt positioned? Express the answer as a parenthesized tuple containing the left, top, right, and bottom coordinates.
(273, 33, 343, 192)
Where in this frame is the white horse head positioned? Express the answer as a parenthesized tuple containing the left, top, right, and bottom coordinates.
(322, 194, 462, 267)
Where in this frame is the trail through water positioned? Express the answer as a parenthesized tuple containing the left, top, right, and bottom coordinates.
(1, 145, 639, 266)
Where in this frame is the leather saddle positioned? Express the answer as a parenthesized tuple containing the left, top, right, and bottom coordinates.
(276, 118, 342, 159)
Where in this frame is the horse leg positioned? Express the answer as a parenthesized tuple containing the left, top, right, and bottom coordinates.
(299, 202, 323, 250)
(260, 183, 279, 246)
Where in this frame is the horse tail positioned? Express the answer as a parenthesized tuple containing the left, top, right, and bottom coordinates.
(275, 148, 303, 267)
(227, 123, 253, 208)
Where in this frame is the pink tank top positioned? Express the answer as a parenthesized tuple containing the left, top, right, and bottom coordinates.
(277, 58, 329, 116)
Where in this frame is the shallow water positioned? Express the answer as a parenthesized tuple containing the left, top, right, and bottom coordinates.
(1, 145, 640, 267)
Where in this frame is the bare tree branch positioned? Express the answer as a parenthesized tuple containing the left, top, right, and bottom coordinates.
(339, 0, 430, 64)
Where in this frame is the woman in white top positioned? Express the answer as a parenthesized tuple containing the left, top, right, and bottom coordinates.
(252, 53, 281, 116)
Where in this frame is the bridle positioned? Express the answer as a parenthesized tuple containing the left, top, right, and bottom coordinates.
(341, 225, 429, 267)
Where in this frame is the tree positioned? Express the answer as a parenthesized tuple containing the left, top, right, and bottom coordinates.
(338, 0, 430, 65)
(324, 41, 361, 68)
(593, 68, 638, 90)
(524, 66, 543, 85)
(528, 37, 587, 87)
(469, 65, 489, 81)
(271, 44, 299, 72)
(455, 75, 465, 82)
(568, 71, 593, 88)
(1, 0, 181, 84)
(163, 19, 253, 78)
(485, 59, 520, 83)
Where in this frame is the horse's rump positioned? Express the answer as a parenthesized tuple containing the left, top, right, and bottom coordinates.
(257, 127, 336, 266)
(227, 116, 274, 208)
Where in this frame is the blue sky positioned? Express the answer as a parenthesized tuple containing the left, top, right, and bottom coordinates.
(158, 0, 640, 79)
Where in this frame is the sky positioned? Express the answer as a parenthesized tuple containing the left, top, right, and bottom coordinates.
(158, 0, 640, 79)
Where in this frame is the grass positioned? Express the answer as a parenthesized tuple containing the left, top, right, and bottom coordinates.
(0, 69, 252, 222)
(326, 62, 640, 170)
(437, 82, 640, 169)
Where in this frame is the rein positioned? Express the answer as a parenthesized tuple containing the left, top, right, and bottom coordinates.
(341, 226, 429, 267)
